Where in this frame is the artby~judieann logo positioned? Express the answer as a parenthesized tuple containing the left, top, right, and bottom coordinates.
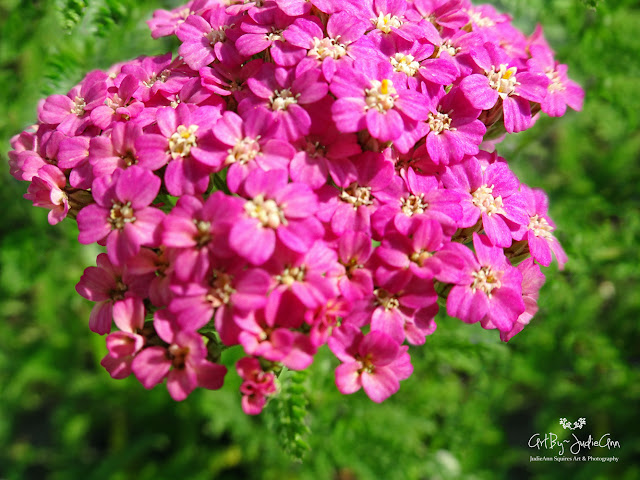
(528, 416, 621, 462)
(559, 417, 586, 430)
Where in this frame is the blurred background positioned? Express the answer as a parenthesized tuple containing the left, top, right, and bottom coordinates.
(1, 0, 639, 478)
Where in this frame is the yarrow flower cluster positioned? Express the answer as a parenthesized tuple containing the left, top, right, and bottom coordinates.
(9, 0, 582, 413)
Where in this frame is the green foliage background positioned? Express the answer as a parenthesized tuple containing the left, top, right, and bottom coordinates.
(1, 0, 639, 478)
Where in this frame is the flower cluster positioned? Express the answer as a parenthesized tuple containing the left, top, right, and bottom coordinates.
(8, 0, 582, 413)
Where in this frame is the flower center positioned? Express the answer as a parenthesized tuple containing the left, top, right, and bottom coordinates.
(546, 69, 565, 93)
(206, 26, 229, 45)
(266, 28, 283, 42)
(340, 182, 373, 209)
(106, 94, 124, 111)
(120, 151, 137, 167)
(109, 278, 128, 301)
(168, 344, 189, 369)
(372, 12, 402, 34)
(305, 140, 326, 158)
(169, 125, 198, 158)
(278, 266, 306, 286)
(390, 53, 420, 76)
(428, 111, 454, 134)
(244, 194, 286, 228)
(471, 265, 502, 297)
(193, 219, 212, 247)
(205, 271, 235, 307)
(143, 69, 171, 88)
(109, 201, 136, 230)
(71, 96, 86, 116)
(226, 136, 261, 165)
(528, 214, 553, 239)
(269, 88, 299, 111)
(486, 64, 518, 98)
(410, 250, 433, 267)
(472, 184, 504, 216)
(374, 288, 400, 311)
(309, 37, 347, 60)
(401, 194, 428, 216)
(365, 79, 398, 113)
(435, 40, 460, 58)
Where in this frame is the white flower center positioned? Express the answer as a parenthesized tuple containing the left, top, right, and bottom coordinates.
(278, 266, 306, 286)
(528, 214, 553, 239)
(365, 79, 398, 113)
(169, 125, 198, 158)
(109, 201, 136, 230)
(193, 219, 212, 247)
(546, 69, 565, 93)
(372, 12, 402, 34)
(205, 271, 235, 307)
(428, 111, 455, 134)
(401, 194, 428, 216)
(269, 88, 299, 111)
(340, 183, 373, 209)
(390, 53, 420, 76)
(472, 184, 504, 216)
(410, 250, 433, 267)
(309, 37, 347, 60)
(374, 288, 400, 310)
(245, 194, 286, 228)
(71, 96, 86, 116)
(106, 94, 124, 111)
(266, 28, 283, 42)
(487, 64, 519, 99)
(435, 40, 460, 58)
(143, 69, 171, 88)
(226, 136, 261, 165)
(471, 266, 502, 297)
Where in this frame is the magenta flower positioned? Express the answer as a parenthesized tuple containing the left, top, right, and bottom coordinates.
(230, 169, 323, 265)
(88, 122, 144, 178)
(239, 63, 328, 142)
(459, 42, 549, 132)
(147, 0, 210, 39)
(132, 310, 227, 401)
(120, 54, 191, 103)
(90, 74, 145, 129)
(11, 127, 62, 182)
(441, 156, 528, 247)
(513, 184, 568, 269)
(77, 166, 165, 266)
(499, 258, 545, 342)
(23, 165, 69, 225)
(413, 87, 486, 166)
(100, 297, 146, 379)
(135, 103, 222, 195)
(76, 253, 152, 334)
(235, 7, 307, 67)
(162, 192, 244, 281)
(331, 59, 429, 146)
(328, 324, 413, 403)
(440, 233, 525, 333)
(335, 231, 375, 302)
(236, 357, 277, 415)
(317, 151, 394, 236)
(176, 5, 243, 69)
(208, 111, 295, 192)
(38, 71, 107, 135)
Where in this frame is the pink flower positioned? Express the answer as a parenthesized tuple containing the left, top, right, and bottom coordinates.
(513, 184, 568, 269)
(440, 233, 525, 333)
(132, 310, 227, 401)
(499, 258, 545, 342)
(90, 74, 145, 129)
(77, 166, 165, 266)
(459, 42, 548, 132)
(100, 297, 147, 379)
(135, 103, 223, 195)
(236, 357, 277, 415)
(176, 6, 243, 69)
(76, 253, 152, 334)
(230, 169, 323, 265)
(328, 324, 413, 403)
(441, 156, 528, 247)
(331, 59, 429, 147)
(38, 71, 107, 135)
(23, 164, 69, 225)
(239, 63, 328, 142)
